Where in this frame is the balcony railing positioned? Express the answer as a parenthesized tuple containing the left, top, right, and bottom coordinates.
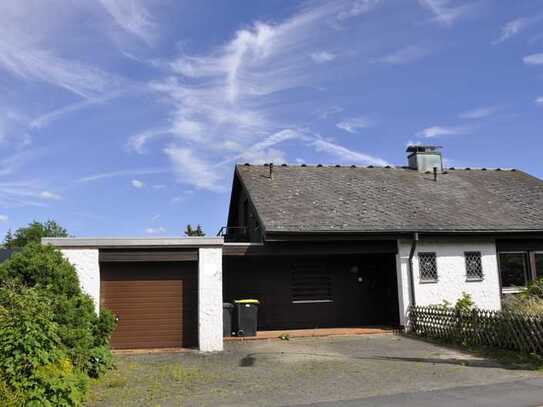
(217, 226, 261, 242)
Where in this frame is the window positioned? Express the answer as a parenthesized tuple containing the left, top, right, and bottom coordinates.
(499, 252, 528, 289)
(465, 251, 483, 280)
(292, 263, 332, 303)
(536, 253, 543, 280)
(419, 252, 438, 282)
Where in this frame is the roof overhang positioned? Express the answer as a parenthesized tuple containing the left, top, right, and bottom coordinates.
(263, 229, 543, 242)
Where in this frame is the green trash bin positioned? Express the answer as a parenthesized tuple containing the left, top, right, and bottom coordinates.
(234, 299, 260, 337)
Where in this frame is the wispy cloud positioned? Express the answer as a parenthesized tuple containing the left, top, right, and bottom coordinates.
(132, 1, 383, 191)
(131, 179, 144, 188)
(145, 226, 166, 234)
(418, 0, 476, 26)
(416, 125, 470, 138)
(336, 0, 382, 21)
(312, 139, 388, 165)
(164, 146, 222, 191)
(0, 109, 30, 145)
(0, 41, 120, 99)
(0, 1, 122, 99)
(0, 182, 46, 208)
(336, 117, 374, 133)
(0, 215, 8, 222)
(372, 45, 431, 65)
(30, 90, 126, 129)
(523, 53, 543, 65)
(317, 106, 343, 119)
(127, 127, 171, 154)
(459, 106, 499, 120)
(310, 51, 336, 63)
(98, 0, 156, 45)
(78, 168, 168, 183)
(494, 16, 543, 44)
(39, 191, 61, 200)
(535, 97, 543, 106)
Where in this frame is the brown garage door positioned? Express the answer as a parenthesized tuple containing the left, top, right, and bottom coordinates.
(100, 261, 198, 349)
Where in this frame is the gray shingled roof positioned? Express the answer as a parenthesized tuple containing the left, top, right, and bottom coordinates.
(236, 164, 543, 234)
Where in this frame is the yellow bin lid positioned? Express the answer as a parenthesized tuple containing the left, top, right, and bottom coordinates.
(235, 299, 260, 304)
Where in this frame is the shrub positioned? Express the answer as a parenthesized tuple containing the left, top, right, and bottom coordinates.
(525, 278, 543, 300)
(0, 285, 88, 406)
(454, 292, 475, 313)
(502, 278, 543, 315)
(0, 243, 115, 376)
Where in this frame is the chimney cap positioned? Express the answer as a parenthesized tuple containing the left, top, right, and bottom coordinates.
(406, 145, 442, 153)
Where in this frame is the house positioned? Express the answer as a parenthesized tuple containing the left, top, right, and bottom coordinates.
(0, 249, 14, 262)
(43, 145, 543, 351)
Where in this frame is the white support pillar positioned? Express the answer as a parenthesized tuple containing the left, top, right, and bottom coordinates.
(198, 247, 223, 352)
(60, 249, 100, 314)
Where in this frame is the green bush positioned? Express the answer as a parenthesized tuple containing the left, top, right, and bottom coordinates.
(454, 292, 475, 313)
(525, 278, 543, 300)
(503, 278, 543, 315)
(0, 243, 115, 376)
(0, 285, 88, 406)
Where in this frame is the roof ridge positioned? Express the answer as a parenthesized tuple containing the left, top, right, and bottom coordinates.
(236, 163, 518, 171)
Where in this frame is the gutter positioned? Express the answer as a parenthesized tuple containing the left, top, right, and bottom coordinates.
(407, 232, 419, 307)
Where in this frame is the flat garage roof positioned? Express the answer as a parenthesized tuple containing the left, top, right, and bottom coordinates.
(42, 237, 224, 249)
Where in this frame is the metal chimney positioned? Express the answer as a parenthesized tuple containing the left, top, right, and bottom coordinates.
(406, 145, 443, 173)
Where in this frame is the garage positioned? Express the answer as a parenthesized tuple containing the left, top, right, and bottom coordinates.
(101, 260, 198, 349)
(42, 237, 225, 352)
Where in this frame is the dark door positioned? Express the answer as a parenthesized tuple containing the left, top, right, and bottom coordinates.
(100, 261, 198, 349)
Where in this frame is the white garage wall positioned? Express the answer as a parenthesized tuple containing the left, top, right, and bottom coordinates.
(60, 249, 100, 313)
(396, 239, 501, 326)
(198, 247, 223, 352)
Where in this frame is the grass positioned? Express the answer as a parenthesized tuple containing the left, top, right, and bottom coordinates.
(469, 347, 543, 371)
(86, 355, 212, 406)
(405, 333, 543, 371)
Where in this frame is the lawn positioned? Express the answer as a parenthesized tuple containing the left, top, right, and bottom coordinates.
(87, 354, 214, 406)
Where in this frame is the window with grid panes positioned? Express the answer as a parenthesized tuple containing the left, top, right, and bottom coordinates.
(419, 252, 438, 282)
(465, 251, 483, 280)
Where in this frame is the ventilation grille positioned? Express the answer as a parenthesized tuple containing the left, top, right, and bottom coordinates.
(292, 262, 332, 303)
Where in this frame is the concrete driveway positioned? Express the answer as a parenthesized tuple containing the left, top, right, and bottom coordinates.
(88, 334, 543, 406)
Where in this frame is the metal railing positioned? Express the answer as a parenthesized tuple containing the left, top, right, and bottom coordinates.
(217, 226, 262, 242)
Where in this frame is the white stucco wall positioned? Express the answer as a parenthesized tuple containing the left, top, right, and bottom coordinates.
(198, 247, 223, 352)
(60, 249, 100, 313)
(396, 239, 501, 326)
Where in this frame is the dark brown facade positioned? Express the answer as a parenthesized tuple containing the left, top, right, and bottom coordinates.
(100, 261, 198, 349)
(224, 253, 399, 331)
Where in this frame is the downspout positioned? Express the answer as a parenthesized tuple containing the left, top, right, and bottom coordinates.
(408, 232, 419, 308)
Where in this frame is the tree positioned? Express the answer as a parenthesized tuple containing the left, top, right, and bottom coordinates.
(3, 220, 68, 249)
(184, 224, 206, 237)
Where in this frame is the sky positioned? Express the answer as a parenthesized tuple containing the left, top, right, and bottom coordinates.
(1, 0, 543, 238)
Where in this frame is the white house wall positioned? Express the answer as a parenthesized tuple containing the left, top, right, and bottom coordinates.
(396, 239, 501, 326)
(60, 249, 101, 313)
(198, 247, 223, 352)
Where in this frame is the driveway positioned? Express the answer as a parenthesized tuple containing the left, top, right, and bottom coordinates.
(88, 334, 542, 406)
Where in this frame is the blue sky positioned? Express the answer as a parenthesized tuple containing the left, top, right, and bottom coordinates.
(1, 0, 543, 238)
